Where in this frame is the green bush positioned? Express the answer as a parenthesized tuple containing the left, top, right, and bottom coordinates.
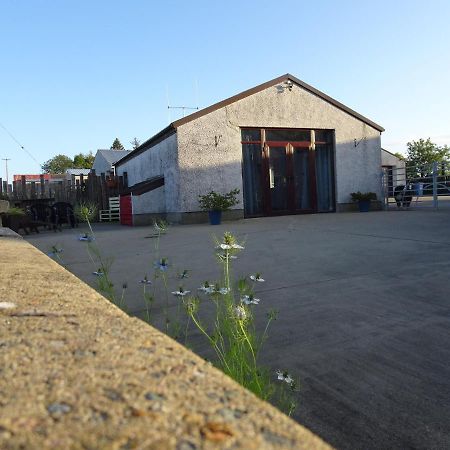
(350, 191, 377, 202)
(198, 189, 240, 211)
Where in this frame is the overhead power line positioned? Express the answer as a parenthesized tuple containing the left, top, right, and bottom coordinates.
(0, 121, 41, 168)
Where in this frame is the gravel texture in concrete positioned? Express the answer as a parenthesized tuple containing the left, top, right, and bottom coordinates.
(0, 237, 330, 450)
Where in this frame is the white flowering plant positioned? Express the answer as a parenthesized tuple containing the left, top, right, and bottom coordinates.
(182, 231, 298, 414)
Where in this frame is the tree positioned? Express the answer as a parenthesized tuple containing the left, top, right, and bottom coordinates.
(130, 137, 141, 149)
(41, 154, 74, 174)
(405, 138, 449, 177)
(73, 151, 95, 169)
(111, 138, 125, 150)
(393, 152, 405, 161)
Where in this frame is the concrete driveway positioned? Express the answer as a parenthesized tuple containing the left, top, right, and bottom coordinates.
(26, 210, 450, 450)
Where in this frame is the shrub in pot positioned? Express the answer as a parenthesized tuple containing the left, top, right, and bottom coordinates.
(198, 189, 240, 225)
(350, 192, 377, 212)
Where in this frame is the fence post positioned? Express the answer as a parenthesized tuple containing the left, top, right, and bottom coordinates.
(432, 161, 438, 209)
(40, 174, 45, 198)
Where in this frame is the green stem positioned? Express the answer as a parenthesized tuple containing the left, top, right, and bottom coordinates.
(162, 272, 170, 333)
(190, 313, 232, 374)
(239, 319, 262, 395)
(257, 317, 274, 357)
(184, 315, 191, 346)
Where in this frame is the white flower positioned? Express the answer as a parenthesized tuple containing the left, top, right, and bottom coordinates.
(217, 243, 244, 250)
(250, 274, 265, 282)
(140, 277, 152, 285)
(198, 282, 212, 292)
(92, 270, 104, 276)
(206, 286, 229, 295)
(172, 288, 190, 297)
(217, 243, 232, 250)
(241, 295, 260, 305)
(276, 370, 294, 386)
(233, 305, 247, 320)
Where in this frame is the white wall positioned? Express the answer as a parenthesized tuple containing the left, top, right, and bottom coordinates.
(132, 187, 166, 215)
(176, 83, 382, 212)
(116, 133, 179, 213)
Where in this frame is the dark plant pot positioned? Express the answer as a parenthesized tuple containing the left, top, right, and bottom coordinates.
(208, 210, 222, 225)
(358, 200, 371, 212)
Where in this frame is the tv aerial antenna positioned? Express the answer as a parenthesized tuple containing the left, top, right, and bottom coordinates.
(166, 79, 200, 121)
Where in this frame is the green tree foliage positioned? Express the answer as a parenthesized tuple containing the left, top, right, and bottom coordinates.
(73, 151, 95, 169)
(130, 137, 141, 149)
(393, 152, 405, 161)
(110, 138, 125, 150)
(406, 138, 449, 177)
(41, 154, 74, 174)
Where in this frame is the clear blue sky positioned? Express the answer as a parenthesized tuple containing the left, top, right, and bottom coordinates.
(1, 0, 449, 178)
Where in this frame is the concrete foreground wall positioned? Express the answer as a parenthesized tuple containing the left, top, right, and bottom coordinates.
(177, 83, 382, 213)
(0, 238, 331, 450)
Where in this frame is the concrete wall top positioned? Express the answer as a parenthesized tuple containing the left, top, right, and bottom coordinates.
(176, 83, 382, 211)
(0, 238, 331, 449)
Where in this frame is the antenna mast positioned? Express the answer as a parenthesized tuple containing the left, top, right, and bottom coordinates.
(2, 158, 11, 184)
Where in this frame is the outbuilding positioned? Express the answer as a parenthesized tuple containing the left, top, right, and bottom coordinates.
(115, 74, 384, 225)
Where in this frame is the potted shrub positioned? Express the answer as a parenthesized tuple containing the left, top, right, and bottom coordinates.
(198, 188, 240, 225)
(350, 192, 377, 212)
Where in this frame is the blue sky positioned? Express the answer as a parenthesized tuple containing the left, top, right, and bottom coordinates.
(1, 0, 449, 178)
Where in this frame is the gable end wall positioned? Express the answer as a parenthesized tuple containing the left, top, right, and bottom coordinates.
(176, 83, 382, 213)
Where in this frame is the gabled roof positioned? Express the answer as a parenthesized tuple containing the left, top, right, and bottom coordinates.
(381, 148, 404, 158)
(96, 149, 132, 165)
(66, 168, 91, 176)
(115, 74, 384, 167)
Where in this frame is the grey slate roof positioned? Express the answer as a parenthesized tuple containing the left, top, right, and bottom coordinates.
(66, 168, 91, 176)
(97, 149, 131, 165)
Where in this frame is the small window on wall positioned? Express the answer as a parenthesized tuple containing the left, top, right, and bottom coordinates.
(241, 129, 261, 142)
(266, 129, 310, 142)
(314, 130, 333, 144)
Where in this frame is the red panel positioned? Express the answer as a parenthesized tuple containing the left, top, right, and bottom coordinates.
(120, 195, 133, 226)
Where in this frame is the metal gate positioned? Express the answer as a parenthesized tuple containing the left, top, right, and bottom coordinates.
(382, 161, 450, 210)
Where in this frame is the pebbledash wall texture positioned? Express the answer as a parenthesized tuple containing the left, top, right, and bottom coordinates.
(115, 74, 383, 224)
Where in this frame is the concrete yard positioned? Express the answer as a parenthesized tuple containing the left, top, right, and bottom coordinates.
(26, 210, 450, 450)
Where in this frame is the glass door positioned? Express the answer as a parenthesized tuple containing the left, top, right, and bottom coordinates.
(267, 145, 289, 213)
(292, 145, 316, 213)
(265, 144, 316, 214)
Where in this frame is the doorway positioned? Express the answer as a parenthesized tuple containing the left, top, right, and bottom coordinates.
(242, 128, 335, 217)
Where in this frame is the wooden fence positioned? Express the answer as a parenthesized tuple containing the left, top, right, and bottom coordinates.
(0, 171, 128, 212)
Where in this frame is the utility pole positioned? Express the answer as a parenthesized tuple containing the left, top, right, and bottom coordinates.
(2, 158, 10, 184)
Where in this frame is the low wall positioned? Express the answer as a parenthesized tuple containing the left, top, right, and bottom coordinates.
(0, 237, 331, 449)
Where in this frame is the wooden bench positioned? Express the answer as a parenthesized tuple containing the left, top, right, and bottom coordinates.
(99, 197, 120, 222)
